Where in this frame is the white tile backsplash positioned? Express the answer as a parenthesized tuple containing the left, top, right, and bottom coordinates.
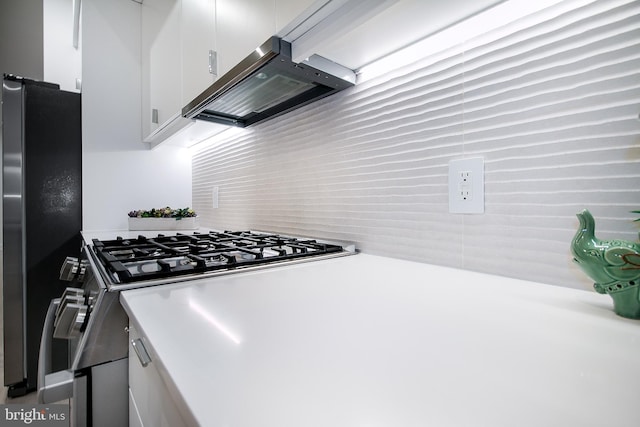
(191, 0, 640, 290)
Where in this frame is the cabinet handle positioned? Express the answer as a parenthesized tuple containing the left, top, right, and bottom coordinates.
(209, 50, 217, 76)
(151, 109, 159, 124)
(72, 0, 80, 48)
(131, 338, 152, 367)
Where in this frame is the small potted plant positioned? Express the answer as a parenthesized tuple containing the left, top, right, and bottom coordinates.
(127, 207, 198, 231)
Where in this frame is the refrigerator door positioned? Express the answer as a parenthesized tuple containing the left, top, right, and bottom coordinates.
(2, 77, 26, 388)
(2, 76, 82, 396)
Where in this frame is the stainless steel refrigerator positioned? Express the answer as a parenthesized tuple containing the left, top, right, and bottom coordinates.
(2, 75, 82, 397)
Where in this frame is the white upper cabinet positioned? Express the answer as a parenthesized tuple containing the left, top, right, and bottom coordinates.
(142, 0, 215, 142)
(141, 0, 183, 139)
(214, 0, 274, 78)
(215, 0, 316, 79)
(142, 0, 318, 144)
(181, 0, 216, 104)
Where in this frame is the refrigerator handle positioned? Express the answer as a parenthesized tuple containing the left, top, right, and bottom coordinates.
(37, 299, 74, 404)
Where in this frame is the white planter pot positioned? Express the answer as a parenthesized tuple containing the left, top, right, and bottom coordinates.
(128, 217, 199, 231)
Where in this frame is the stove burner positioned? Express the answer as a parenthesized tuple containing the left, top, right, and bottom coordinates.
(92, 231, 347, 283)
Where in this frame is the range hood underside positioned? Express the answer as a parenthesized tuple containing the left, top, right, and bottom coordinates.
(182, 37, 355, 128)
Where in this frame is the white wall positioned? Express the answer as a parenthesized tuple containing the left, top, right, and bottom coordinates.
(190, 0, 640, 291)
(82, 0, 192, 231)
(0, 0, 44, 80)
(43, 0, 82, 93)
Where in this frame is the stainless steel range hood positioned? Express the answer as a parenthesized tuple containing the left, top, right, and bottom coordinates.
(182, 37, 356, 128)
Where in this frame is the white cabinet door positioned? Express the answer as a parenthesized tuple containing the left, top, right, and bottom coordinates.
(142, 0, 324, 144)
(181, 0, 216, 104)
(129, 388, 145, 427)
(142, 0, 216, 140)
(215, 0, 275, 77)
(213, 0, 321, 79)
(128, 323, 190, 427)
(141, 0, 182, 138)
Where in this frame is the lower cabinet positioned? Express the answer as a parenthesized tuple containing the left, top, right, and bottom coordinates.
(128, 323, 190, 427)
(129, 388, 145, 427)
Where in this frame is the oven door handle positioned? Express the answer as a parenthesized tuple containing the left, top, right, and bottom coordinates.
(37, 299, 74, 404)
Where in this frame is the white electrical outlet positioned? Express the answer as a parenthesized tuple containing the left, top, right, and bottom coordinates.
(458, 171, 472, 201)
(212, 186, 219, 209)
(449, 158, 484, 214)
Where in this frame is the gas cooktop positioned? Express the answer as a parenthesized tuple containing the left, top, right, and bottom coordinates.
(90, 230, 356, 286)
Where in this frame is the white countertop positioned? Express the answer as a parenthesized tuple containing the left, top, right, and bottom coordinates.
(120, 254, 640, 427)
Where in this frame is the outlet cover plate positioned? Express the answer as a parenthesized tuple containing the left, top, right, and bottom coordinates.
(212, 186, 219, 209)
(448, 157, 484, 214)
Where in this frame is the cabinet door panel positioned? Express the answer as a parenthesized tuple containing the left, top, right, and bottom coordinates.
(142, 0, 182, 137)
(181, 0, 216, 104)
(128, 324, 190, 427)
(129, 389, 145, 427)
(216, 0, 275, 77)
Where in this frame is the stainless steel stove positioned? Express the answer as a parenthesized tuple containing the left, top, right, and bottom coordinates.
(91, 230, 355, 290)
(37, 229, 356, 427)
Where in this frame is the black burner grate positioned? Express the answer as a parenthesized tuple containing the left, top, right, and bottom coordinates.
(92, 231, 345, 283)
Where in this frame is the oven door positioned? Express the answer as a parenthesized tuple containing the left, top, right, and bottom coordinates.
(38, 280, 129, 427)
(37, 298, 87, 425)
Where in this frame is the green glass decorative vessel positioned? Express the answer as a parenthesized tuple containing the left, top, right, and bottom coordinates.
(571, 209, 640, 319)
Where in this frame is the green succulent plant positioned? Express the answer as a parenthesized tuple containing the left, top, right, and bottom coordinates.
(128, 207, 196, 220)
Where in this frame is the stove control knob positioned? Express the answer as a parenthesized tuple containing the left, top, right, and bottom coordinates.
(76, 260, 90, 282)
(53, 287, 88, 339)
(53, 302, 88, 339)
(60, 257, 81, 282)
(55, 288, 84, 319)
(71, 305, 88, 336)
